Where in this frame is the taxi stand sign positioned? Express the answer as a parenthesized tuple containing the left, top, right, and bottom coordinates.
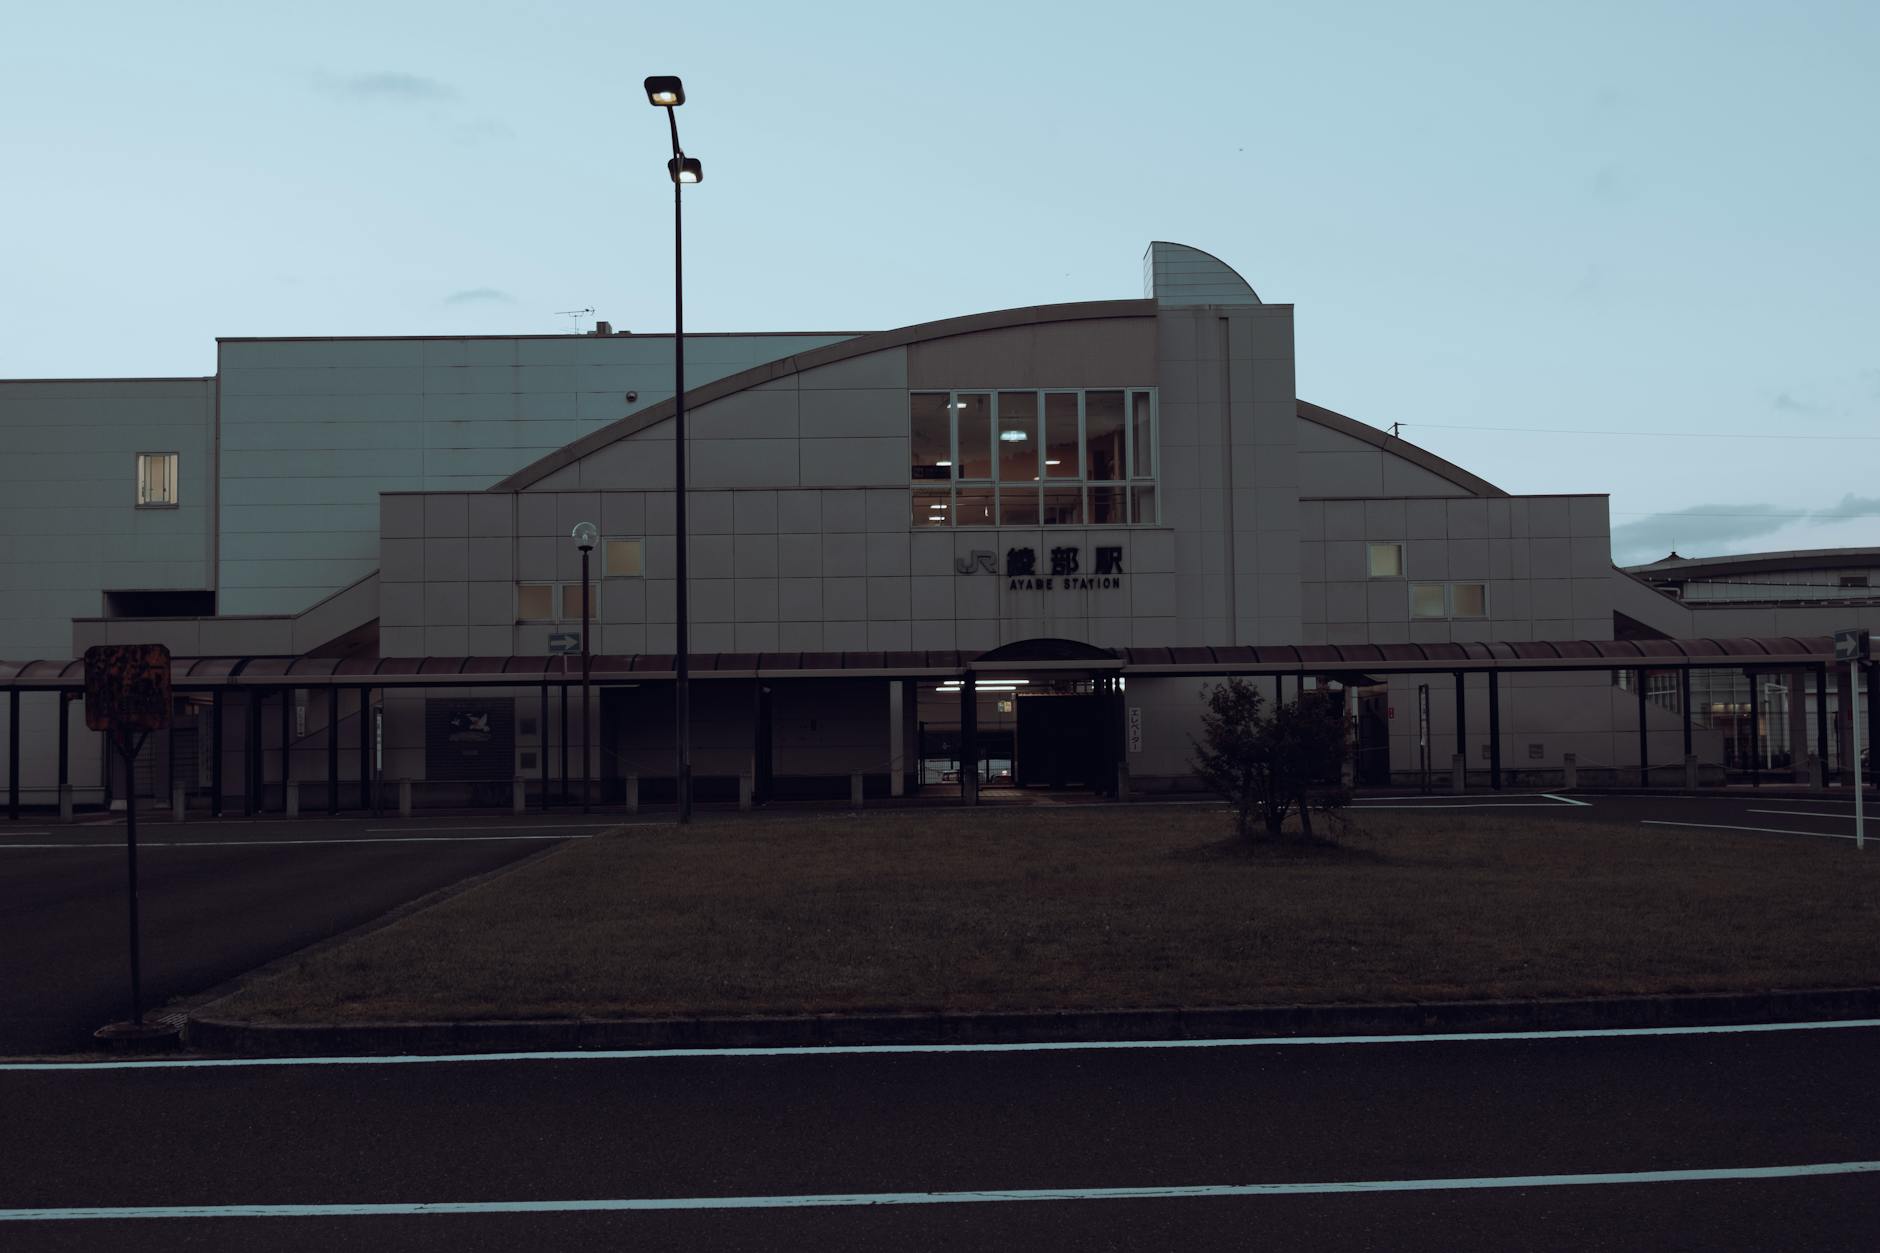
(81, 643, 173, 1035)
(1835, 630, 1869, 852)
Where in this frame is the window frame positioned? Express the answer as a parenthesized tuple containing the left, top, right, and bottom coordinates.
(135, 451, 179, 509)
(909, 388, 1158, 528)
(1367, 542, 1405, 579)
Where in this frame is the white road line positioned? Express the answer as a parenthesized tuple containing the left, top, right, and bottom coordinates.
(363, 823, 624, 834)
(1349, 802, 1575, 810)
(0, 834, 592, 851)
(0, 831, 52, 837)
(8, 1018, 1880, 1072)
(1542, 793, 1593, 807)
(5, 1160, 1877, 1221)
(1643, 819, 1855, 843)
(1747, 809, 1860, 821)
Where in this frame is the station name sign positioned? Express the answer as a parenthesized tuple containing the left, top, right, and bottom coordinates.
(955, 545, 1125, 592)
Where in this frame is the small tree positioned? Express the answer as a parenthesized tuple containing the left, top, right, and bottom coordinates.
(1190, 679, 1350, 841)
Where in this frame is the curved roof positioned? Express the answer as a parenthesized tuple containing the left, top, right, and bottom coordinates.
(1295, 400, 1508, 498)
(1143, 241, 1261, 305)
(491, 299, 1155, 492)
(1626, 548, 1880, 579)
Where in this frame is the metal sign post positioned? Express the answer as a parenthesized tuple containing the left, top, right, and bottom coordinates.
(83, 644, 177, 1046)
(1837, 630, 1869, 850)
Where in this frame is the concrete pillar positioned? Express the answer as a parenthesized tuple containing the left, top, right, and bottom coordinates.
(58, 784, 73, 824)
(1683, 754, 1698, 791)
(850, 771, 864, 810)
(173, 784, 186, 821)
(1808, 754, 1823, 791)
(888, 681, 906, 798)
(625, 773, 639, 815)
(398, 778, 412, 818)
(1451, 753, 1466, 793)
(739, 772, 753, 812)
(1562, 753, 1577, 790)
(284, 780, 299, 819)
(513, 776, 526, 815)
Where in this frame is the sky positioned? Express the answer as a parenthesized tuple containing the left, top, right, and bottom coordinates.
(3, 0, 1875, 566)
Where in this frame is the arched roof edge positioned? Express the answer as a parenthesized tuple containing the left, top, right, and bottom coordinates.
(490, 299, 1157, 492)
(1295, 399, 1509, 498)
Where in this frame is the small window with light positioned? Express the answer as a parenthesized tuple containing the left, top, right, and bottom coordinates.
(136, 453, 178, 508)
(604, 538, 644, 577)
(1367, 542, 1404, 578)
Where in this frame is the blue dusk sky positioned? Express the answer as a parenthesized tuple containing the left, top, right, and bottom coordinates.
(2, 0, 1874, 564)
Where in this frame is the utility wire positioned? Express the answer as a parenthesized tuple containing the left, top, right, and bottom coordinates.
(1398, 423, 1880, 441)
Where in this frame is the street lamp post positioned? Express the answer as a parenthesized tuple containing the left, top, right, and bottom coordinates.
(573, 522, 598, 813)
(646, 75, 699, 824)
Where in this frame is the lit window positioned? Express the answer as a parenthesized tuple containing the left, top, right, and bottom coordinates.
(604, 538, 644, 577)
(1410, 583, 1447, 618)
(136, 453, 178, 507)
(1452, 583, 1488, 618)
(910, 393, 951, 481)
(561, 583, 593, 622)
(911, 390, 1156, 527)
(517, 584, 554, 622)
(1368, 543, 1404, 578)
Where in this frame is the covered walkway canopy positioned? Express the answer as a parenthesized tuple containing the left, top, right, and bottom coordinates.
(0, 634, 1848, 691)
(5, 635, 1872, 817)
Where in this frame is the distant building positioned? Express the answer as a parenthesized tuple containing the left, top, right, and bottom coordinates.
(2, 244, 1873, 811)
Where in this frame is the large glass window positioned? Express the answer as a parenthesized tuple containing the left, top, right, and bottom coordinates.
(955, 393, 993, 480)
(1084, 391, 1126, 481)
(910, 394, 952, 481)
(1045, 393, 1080, 478)
(909, 389, 1157, 527)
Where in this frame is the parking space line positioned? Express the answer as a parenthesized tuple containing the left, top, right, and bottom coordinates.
(1642, 819, 1854, 843)
(1747, 809, 1858, 821)
(1541, 793, 1592, 807)
(363, 823, 624, 834)
(5, 1159, 1877, 1221)
(0, 834, 593, 851)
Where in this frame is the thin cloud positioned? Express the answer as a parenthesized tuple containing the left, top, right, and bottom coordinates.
(445, 288, 515, 305)
(1612, 503, 1795, 564)
(1773, 390, 1826, 416)
(1812, 493, 1880, 523)
(318, 71, 456, 102)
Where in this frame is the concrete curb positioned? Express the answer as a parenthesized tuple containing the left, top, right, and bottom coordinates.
(186, 986, 1880, 1057)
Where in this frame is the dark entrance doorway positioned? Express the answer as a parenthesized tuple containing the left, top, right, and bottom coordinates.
(1015, 693, 1108, 789)
(1356, 691, 1390, 786)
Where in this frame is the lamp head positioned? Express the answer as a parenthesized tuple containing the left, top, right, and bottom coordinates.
(571, 521, 599, 550)
(644, 76, 684, 107)
(668, 156, 703, 184)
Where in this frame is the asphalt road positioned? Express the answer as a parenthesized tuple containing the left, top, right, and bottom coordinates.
(0, 814, 618, 1056)
(4, 1022, 1878, 1249)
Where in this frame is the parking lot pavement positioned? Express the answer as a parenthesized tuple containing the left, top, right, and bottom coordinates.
(1347, 787, 1878, 844)
(0, 813, 635, 1057)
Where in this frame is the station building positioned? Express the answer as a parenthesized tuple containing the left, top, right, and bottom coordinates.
(2, 243, 1874, 812)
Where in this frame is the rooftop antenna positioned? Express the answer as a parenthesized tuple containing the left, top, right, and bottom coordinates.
(554, 306, 595, 334)
(1388, 422, 1402, 438)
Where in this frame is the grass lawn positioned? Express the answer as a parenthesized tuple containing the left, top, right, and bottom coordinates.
(211, 806, 1880, 1025)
